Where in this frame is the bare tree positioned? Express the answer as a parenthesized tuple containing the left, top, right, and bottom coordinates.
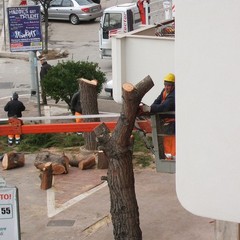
(38, 0, 53, 52)
(94, 76, 154, 239)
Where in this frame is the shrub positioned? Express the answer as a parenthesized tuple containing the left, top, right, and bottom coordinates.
(43, 60, 107, 107)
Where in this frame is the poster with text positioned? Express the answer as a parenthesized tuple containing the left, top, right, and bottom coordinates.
(7, 6, 43, 52)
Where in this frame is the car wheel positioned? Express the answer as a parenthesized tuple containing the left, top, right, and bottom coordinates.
(70, 14, 80, 25)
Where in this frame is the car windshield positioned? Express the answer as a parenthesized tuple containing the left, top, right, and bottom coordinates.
(75, 0, 94, 5)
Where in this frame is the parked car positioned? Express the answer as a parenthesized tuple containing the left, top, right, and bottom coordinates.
(104, 79, 113, 97)
(41, 0, 103, 25)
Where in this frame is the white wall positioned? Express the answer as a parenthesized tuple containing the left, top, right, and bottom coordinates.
(176, 0, 240, 222)
(111, 26, 174, 106)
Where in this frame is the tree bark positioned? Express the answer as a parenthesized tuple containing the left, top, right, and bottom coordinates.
(94, 75, 154, 240)
(35, 152, 69, 174)
(97, 151, 109, 169)
(39, 162, 53, 190)
(2, 152, 25, 170)
(44, 7, 49, 52)
(79, 78, 100, 151)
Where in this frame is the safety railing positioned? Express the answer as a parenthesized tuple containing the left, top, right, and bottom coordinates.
(151, 111, 175, 173)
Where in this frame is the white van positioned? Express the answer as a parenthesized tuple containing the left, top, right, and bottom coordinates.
(99, 3, 142, 58)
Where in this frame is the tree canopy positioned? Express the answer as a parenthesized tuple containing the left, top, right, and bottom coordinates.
(43, 60, 107, 107)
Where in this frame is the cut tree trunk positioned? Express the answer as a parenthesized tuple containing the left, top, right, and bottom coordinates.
(94, 75, 154, 240)
(79, 78, 100, 151)
(39, 162, 53, 190)
(2, 152, 25, 170)
(34, 152, 69, 175)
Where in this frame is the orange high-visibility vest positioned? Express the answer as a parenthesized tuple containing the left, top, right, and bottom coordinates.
(162, 90, 175, 158)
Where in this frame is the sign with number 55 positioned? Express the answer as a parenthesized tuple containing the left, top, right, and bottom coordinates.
(0, 187, 21, 239)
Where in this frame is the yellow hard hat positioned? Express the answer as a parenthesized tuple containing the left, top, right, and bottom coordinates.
(164, 73, 175, 83)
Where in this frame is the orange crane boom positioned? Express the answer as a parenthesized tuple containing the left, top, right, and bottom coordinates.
(0, 118, 118, 136)
(0, 118, 152, 136)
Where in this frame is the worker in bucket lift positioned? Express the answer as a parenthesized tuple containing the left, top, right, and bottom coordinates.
(4, 92, 26, 145)
(140, 73, 175, 159)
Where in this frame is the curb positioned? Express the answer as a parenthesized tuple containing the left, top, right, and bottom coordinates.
(0, 51, 29, 60)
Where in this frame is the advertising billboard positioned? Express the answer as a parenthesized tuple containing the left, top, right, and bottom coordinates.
(7, 6, 43, 52)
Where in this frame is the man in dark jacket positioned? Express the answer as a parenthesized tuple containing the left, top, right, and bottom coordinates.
(71, 91, 82, 122)
(70, 91, 82, 135)
(40, 56, 51, 105)
(4, 92, 25, 145)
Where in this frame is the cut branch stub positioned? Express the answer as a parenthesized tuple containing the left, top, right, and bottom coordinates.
(114, 75, 154, 146)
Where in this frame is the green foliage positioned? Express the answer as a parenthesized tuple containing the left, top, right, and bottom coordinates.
(133, 131, 152, 153)
(135, 155, 151, 168)
(0, 134, 84, 153)
(0, 136, 13, 153)
(132, 131, 153, 168)
(43, 60, 107, 107)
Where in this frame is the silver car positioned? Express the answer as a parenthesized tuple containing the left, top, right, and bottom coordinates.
(42, 0, 103, 25)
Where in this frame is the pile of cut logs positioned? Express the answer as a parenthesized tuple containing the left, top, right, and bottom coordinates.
(1, 150, 108, 190)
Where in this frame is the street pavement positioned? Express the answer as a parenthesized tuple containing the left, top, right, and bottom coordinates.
(0, 0, 217, 239)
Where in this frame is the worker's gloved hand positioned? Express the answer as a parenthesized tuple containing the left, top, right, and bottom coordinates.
(137, 104, 151, 116)
(141, 104, 150, 112)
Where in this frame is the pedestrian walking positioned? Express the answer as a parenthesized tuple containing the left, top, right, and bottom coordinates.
(4, 92, 26, 145)
(40, 56, 51, 105)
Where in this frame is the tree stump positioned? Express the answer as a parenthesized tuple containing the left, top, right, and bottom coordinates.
(79, 78, 100, 151)
(94, 75, 154, 240)
(2, 152, 25, 170)
(34, 152, 69, 175)
(39, 162, 53, 190)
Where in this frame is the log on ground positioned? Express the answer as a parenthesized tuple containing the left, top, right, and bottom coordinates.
(39, 162, 53, 190)
(69, 154, 83, 167)
(79, 155, 96, 170)
(35, 152, 69, 174)
(2, 152, 25, 170)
